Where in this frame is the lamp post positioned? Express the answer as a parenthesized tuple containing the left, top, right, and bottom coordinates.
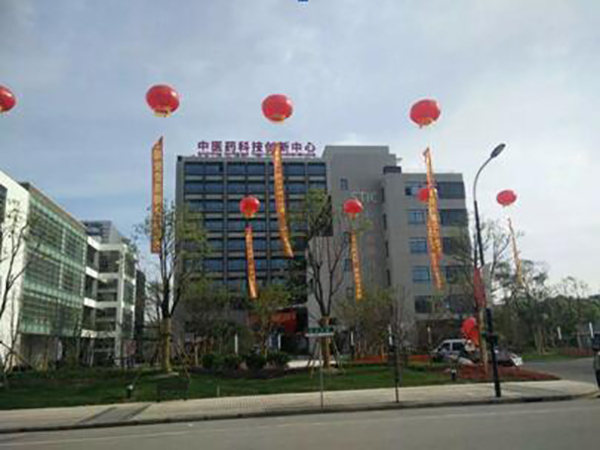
(473, 143, 505, 398)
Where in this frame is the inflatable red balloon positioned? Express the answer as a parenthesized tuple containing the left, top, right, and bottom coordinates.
(0, 85, 17, 113)
(417, 187, 430, 203)
(262, 94, 293, 123)
(146, 84, 180, 117)
(240, 196, 260, 219)
(461, 316, 479, 346)
(343, 198, 364, 218)
(497, 190, 517, 207)
(410, 99, 441, 127)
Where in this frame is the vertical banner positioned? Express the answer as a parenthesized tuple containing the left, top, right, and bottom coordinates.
(507, 217, 523, 286)
(350, 230, 363, 301)
(245, 225, 258, 299)
(273, 142, 294, 258)
(424, 148, 444, 290)
(151, 137, 164, 254)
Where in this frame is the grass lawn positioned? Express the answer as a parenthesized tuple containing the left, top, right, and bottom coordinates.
(0, 364, 451, 410)
(521, 351, 591, 363)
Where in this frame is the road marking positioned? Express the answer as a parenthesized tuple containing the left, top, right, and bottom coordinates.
(1, 402, 598, 447)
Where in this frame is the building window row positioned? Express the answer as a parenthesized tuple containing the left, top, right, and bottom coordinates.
(185, 162, 326, 177)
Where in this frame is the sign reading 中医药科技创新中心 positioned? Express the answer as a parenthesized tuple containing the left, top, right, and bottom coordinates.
(196, 141, 318, 158)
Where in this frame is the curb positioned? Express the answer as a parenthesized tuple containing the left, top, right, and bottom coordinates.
(0, 391, 596, 435)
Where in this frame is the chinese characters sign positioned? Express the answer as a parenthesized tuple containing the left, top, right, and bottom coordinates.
(151, 137, 164, 254)
(245, 225, 258, 299)
(273, 142, 294, 258)
(197, 140, 317, 158)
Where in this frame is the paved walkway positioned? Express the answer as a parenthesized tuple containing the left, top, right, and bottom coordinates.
(0, 380, 596, 434)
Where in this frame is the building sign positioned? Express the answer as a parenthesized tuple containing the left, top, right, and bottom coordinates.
(197, 140, 317, 158)
(151, 137, 164, 254)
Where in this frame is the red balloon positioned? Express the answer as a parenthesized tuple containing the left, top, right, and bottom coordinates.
(417, 187, 430, 203)
(0, 85, 17, 113)
(497, 189, 517, 207)
(146, 84, 180, 117)
(410, 99, 441, 127)
(240, 196, 260, 219)
(262, 94, 293, 123)
(461, 317, 479, 346)
(343, 198, 364, 217)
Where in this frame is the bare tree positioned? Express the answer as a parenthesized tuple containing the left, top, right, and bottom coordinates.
(134, 202, 210, 372)
(251, 284, 291, 355)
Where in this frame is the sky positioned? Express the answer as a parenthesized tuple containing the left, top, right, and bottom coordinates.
(1, 0, 599, 292)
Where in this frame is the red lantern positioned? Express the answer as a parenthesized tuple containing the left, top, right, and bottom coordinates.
(410, 99, 441, 127)
(417, 187, 430, 203)
(343, 198, 364, 218)
(262, 94, 293, 123)
(146, 84, 180, 117)
(497, 190, 517, 207)
(0, 85, 17, 113)
(240, 196, 260, 219)
(461, 316, 480, 346)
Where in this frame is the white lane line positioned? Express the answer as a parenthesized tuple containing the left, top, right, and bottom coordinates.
(2, 403, 598, 447)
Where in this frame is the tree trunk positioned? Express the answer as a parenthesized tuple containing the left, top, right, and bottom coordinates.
(160, 317, 172, 372)
(478, 308, 489, 374)
(320, 316, 332, 369)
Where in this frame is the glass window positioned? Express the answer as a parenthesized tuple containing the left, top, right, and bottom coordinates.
(184, 163, 204, 176)
(344, 258, 352, 272)
(409, 237, 428, 254)
(205, 163, 223, 175)
(445, 295, 469, 314)
(227, 239, 245, 251)
(408, 210, 427, 225)
(204, 200, 224, 212)
(340, 178, 348, 190)
(227, 259, 245, 271)
(204, 182, 223, 193)
(247, 163, 266, 176)
(383, 213, 387, 230)
(204, 219, 223, 231)
(271, 258, 287, 270)
(445, 266, 463, 284)
(270, 239, 282, 251)
(228, 200, 240, 212)
(412, 266, 431, 283)
(288, 200, 304, 211)
(284, 163, 306, 176)
(268, 200, 276, 212)
(228, 183, 246, 194)
(227, 163, 246, 175)
(415, 296, 432, 313)
(184, 181, 204, 194)
(269, 220, 279, 231)
(307, 163, 326, 176)
(188, 200, 203, 212)
(442, 237, 462, 256)
(254, 239, 267, 251)
(227, 220, 245, 231)
(437, 182, 465, 199)
(440, 209, 468, 226)
(309, 181, 326, 191)
(255, 259, 268, 271)
(253, 220, 267, 232)
(385, 240, 389, 257)
(405, 181, 425, 196)
(208, 239, 224, 251)
(248, 182, 265, 193)
(286, 182, 307, 194)
(204, 259, 224, 271)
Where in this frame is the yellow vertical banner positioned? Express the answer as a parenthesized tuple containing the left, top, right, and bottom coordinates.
(245, 225, 258, 299)
(273, 142, 294, 258)
(424, 148, 444, 290)
(507, 217, 523, 286)
(351, 230, 363, 301)
(151, 137, 164, 254)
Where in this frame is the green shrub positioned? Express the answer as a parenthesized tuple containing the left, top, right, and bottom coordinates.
(244, 353, 267, 371)
(202, 353, 222, 370)
(222, 355, 242, 371)
(267, 351, 291, 368)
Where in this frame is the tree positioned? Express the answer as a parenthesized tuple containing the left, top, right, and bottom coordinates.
(290, 189, 357, 367)
(135, 202, 210, 372)
(251, 284, 291, 355)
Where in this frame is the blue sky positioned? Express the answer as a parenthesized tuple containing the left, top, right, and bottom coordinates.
(1, 0, 599, 291)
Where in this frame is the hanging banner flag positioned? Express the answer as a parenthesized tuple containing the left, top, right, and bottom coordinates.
(151, 137, 164, 254)
(273, 142, 294, 258)
(350, 231, 363, 300)
(245, 225, 258, 299)
(424, 148, 444, 290)
(507, 217, 523, 286)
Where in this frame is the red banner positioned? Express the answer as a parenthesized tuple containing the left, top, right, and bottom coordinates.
(273, 142, 294, 258)
(424, 148, 443, 290)
(245, 225, 258, 299)
(350, 230, 363, 300)
(151, 137, 164, 254)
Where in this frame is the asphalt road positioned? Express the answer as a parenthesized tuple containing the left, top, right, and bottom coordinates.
(1, 399, 599, 450)
(525, 357, 597, 384)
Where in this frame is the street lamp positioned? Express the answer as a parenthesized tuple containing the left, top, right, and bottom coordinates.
(472, 143, 505, 398)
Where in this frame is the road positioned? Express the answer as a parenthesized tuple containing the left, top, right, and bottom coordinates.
(1, 399, 599, 450)
(526, 357, 597, 384)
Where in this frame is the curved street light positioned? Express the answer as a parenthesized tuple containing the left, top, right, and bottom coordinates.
(473, 143, 506, 399)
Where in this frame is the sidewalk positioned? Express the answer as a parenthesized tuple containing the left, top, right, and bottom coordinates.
(0, 380, 596, 434)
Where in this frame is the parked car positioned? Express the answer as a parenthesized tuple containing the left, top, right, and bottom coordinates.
(495, 349, 523, 367)
(431, 339, 467, 362)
